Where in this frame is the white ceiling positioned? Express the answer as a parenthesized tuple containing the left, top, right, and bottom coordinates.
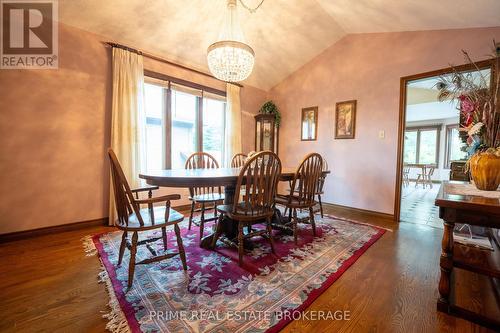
(58, 0, 500, 90)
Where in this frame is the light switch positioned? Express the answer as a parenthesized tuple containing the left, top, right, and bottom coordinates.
(378, 130, 385, 139)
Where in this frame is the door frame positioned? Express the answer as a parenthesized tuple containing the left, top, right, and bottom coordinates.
(393, 59, 493, 221)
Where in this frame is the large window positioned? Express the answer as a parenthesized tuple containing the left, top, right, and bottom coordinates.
(403, 126, 440, 165)
(445, 124, 467, 168)
(144, 76, 226, 170)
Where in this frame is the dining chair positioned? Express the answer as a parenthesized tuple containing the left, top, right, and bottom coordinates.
(315, 159, 329, 218)
(276, 153, 323, 244)
(231, 153, 247, 168)
(108, 149, 187, 289)
(185, 152, 224, 241)
(211, 151, 282, 266)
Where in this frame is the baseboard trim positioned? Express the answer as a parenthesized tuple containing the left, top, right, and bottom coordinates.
(322, 202, 395, 221)
(0, 203, 194, 244)
(0, 202, 395, 243)
(0, 217, 109, 243)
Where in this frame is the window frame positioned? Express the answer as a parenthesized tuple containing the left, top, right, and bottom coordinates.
(144, 70, 227, 169)
(444, 123, 466, 169)
(404, 125, 441, 166)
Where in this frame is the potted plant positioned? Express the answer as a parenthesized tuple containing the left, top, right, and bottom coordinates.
(259, 100, 281, 127)
(436, 42, 500, 190)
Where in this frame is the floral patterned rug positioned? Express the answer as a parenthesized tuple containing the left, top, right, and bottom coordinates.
(85, 214, 385, 333)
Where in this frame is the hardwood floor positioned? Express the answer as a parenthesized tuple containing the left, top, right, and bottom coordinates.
(0, 206, 495, 332)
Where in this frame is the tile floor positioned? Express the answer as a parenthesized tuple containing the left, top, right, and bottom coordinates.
(400, 182, 443, 229)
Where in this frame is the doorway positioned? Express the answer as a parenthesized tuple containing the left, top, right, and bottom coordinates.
(394, 62, 492, 225)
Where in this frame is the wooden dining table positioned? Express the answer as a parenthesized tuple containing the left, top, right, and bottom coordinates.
(139, 167, 330, 249)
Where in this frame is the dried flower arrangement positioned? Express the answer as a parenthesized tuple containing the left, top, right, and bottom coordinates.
(436, 42, 500, 190)
(436, 41, 499, 155)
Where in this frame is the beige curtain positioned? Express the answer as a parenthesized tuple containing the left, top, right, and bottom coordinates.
(109, 48, 146, 225)
(224, 83, 242, 166)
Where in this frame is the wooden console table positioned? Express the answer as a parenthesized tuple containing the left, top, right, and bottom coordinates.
(435, 181, 500, 330)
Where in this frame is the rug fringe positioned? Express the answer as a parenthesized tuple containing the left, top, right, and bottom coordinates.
(99, 264, 131, 333)
(323, 214, 394, 232)
(81, 235, 98, 256)
(82, 235, 131, 333)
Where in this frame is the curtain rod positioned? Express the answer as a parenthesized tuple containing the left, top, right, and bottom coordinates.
(104, 42, 243, 88)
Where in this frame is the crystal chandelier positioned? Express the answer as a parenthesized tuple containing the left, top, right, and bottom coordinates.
(207, 0, 264, 82)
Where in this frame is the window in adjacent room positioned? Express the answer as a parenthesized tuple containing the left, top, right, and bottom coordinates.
(445, 124, 467, 168)
(403, 126, 440, 165)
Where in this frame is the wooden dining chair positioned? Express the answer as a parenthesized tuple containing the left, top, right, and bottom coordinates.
(185, 152, 224, 241)
(108, 149, 187, 289)
(211, 151, 282, 266)
(231, 153, 247, 168)
(276, 153, 323, 244)
(315, 159, 329, 218)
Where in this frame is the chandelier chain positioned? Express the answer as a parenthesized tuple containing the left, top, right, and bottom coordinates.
(238, 0, 265, 13)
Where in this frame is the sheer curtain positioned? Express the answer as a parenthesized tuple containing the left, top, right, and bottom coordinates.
(224, 83, 242, 167)
(109, 48, 146, 225)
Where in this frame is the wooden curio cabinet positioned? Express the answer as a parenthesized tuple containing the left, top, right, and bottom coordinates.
(255, 113, 279, 154)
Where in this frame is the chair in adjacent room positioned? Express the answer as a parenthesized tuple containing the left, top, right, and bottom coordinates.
(211, 151, 282, 266)
(403, 165, 410, 187)
(108, 148, 187, 289)
(276, 153, 323, 244)
(415, 165, 435, 189)
(185, 152, 224, 241)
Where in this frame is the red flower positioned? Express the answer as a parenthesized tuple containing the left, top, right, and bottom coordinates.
(459, 95, 475, 114)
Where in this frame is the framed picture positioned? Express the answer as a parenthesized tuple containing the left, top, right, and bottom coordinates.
(301, 106, 318, 141)
(335, 100, 356, 139)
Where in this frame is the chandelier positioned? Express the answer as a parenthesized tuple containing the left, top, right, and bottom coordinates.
(207, 0, 264, 82)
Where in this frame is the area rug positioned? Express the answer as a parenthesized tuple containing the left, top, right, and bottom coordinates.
(84, 214, 385, 333)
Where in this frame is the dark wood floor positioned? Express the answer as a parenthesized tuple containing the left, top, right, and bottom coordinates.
(0, 206, 496, 332)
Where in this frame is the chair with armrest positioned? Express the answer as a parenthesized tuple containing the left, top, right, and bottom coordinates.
(211, 151, 282, 266)
(108, 148, 187, 289)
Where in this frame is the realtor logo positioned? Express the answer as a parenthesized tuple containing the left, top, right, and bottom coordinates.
(1, 0, 58, 68)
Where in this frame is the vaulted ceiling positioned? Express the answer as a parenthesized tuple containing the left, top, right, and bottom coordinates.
(59, 0, 500, 91)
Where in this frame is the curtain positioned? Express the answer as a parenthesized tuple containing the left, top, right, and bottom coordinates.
(109, 48, 146, 225)
(224, 83, 242, 167)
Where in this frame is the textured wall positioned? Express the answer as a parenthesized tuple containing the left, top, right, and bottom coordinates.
(0, 24, 112, 233)
(269, 27, 500, 215)
(0, 23, 267, 234)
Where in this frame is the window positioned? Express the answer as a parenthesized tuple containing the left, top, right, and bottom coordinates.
(403, 126, 440, 165)
(445, 124, 467, 168)
(202, 97, 225, 164)
(170, 87, 198, 169)
(144, 82, 165, 170)
(143, 74, 226, 170)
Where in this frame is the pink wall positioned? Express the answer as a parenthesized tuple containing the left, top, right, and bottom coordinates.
(0, 23, 266, 234)
(269, 27, 500, 215)
(0, 24, 112, 234)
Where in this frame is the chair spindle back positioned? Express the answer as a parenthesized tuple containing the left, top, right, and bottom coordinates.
(108, 149, 143, 226)
(231, 153, 247, 168)
(233, 151, 282, 216)
(290, 153, 323, 207)
(185, 152, 221, 197)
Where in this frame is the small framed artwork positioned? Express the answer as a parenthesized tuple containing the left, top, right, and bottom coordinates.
(335, 100, 356, 139)
(301, 106, 318, 141)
